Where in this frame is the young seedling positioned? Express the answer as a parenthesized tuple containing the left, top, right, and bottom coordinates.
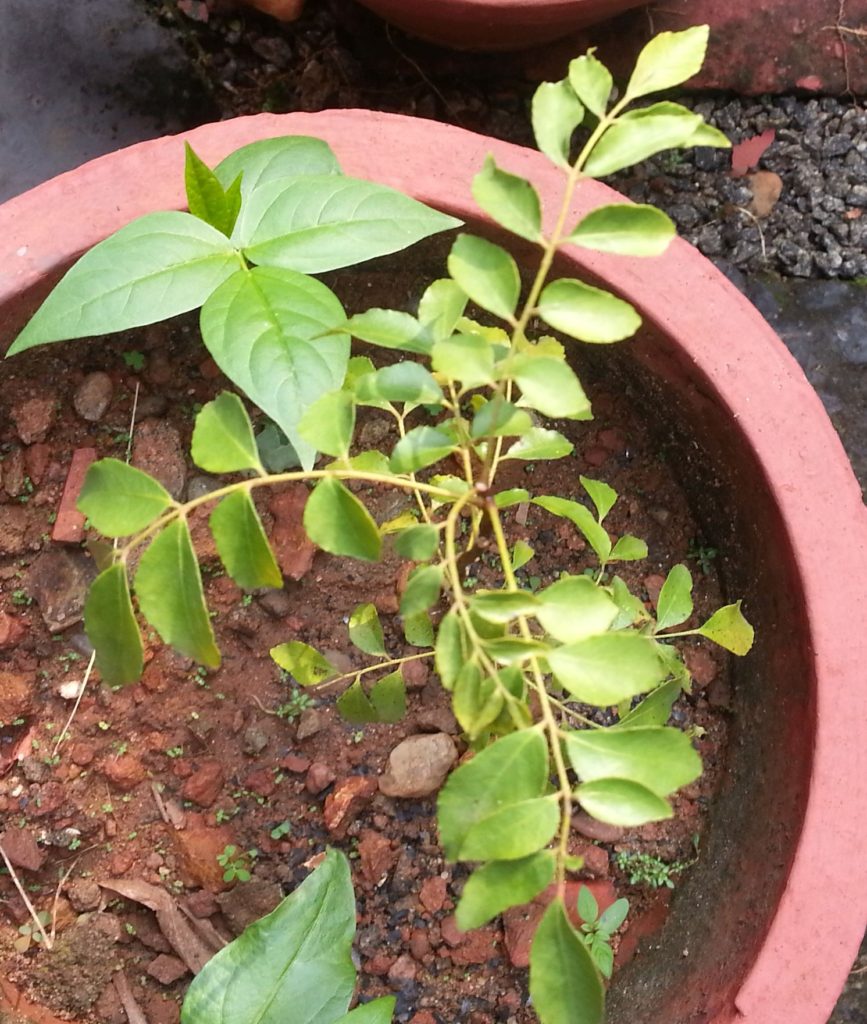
(216, 844, 251, 883)
(9, 24, 754, 1024)
(577, 886, 629, 979)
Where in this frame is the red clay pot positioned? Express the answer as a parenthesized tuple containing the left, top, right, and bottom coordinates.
(351, 0, 644, 50)
(1, 111, 866, 1023)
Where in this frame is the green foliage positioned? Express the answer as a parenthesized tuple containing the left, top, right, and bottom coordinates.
(216, 844, 252, 883)
(25, 29, 754, 1024)
(615, 844, 697, 888)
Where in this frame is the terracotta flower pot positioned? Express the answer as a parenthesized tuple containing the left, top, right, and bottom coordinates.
(351, 0, 645, 50)
(1, 110, 865, 1023)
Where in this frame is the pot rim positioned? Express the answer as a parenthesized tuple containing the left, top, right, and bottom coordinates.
(1, 109, 865, 1022)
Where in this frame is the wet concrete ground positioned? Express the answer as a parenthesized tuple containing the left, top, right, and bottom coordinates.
(0, 0, 864, 1019)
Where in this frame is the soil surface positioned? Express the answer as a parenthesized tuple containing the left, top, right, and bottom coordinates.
(0, 250, 734, 1023)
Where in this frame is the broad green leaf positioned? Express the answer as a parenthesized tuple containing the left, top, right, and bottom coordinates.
(213, 136, 342, 199)
(370, 670, 406, 723)
(610, 535, 648, 561)
(84, 564, 143, 686)
(432, 333, 496, 388)
(591, 940, 614, 980)
(697, 601, 754, 655)
(8, 212, 240, 354)
(435, 608, 466, 689)
(569, 204, 676, 257)
(682, 121, 731, 149)
(271, 641, 337, 685)
(471, 590, 539, 623)
(529, 901, 604, 1024)
(575, 778, 673, 826)
(533, 496, 611, 562)
(609, 574, 652, 629)
(577, 885, 599, 924)
(304, 478, 381, 562)
(624, 25, 710, 101)
(472, 156, 542, 243)
(337, 678, 377, 723)
(656, 564, 694, 631)
(585, 103, 703, 178)
(403, 610, 434, 647)
(390, 426, 456, 474)
(344, 309, 432, 355)
(355, 363, 443, 406)
(494, 488, 530, 509)
(200, 265, 349, 470)
(547, 633, 665, 705)
(459, 795, 559, 862)
(504, 428, 573, 462)
(511, 356, 591, 419)
(393, 524, 439, 562)
(569, 51, 613, 119)
(598, 897, 629, 934)
(453, 664, 504, 739)
(471, 398, 533, 439)
(538, 278, 640, 343)
(536, 575, 618, 643)
(136, 519, 219, 667)
(180, 848, 355, 1024)
(580, 475, 617, 522)
(457, 852, 555, 931)
(484, 637, 548, 664)
(78, 459, 174, 537)
(298, 389, 356, 459)
(209, 489, 282, 590)
(447, 234, 520, 322)
(192, 392, 264, 474)
(564, 725, 701, 796)
(418, 278, 468, 343)
(511, 540, 534, 571)
(235, 175, 461, 273)
(400, 564, 442, 617)
(185, 142, 241, 237)
(616, 678, 680, 728)
(438, 728, 550, 861)
(348, 603, 386, 656)
(532, 80, 584, 168)
(333, 998, 396, 1024)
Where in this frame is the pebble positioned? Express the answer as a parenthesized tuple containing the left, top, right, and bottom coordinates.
(0, 671, 35, 722)
(101, 754, 147, 792)
(305, 762, 336, 794)
(379, 734, 458, 799)
(132, 418, 187, 499)
(11, 396, 55, 443)
(73, 372, 114, 422)
(217, 880, 284, 934)
(0, 826, 45, 871)
(296, 708, 325, 740)
(68, 877, 102, 912)
(26, 548, 95, 633)
(147, 954, 189, 986)
(323, 776, 378, 837)
(181, 760, 225, 807)
(387, 953, 418, 989)
(242, 725, 269, 755)
(269, 485, 316, 581)
(358, 829, 398, 887)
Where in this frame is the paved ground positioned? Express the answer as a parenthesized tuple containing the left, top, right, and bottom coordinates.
(0, 0, 864, 1019)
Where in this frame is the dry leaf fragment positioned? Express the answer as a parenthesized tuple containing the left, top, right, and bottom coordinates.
(747, 171, 784, 218)
(731, 129, 776, 177)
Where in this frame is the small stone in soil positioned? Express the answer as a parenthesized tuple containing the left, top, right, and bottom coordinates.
(0, 825, 45, 871)
(132, 418, 187, 499)
(12, 395, 55, 443)
(147, 953, 190, 985)
(419, 876, 448, 914)
(323, 776, 378, 837)
(0, 610, 26, 650)
(387, 953, 418, 989)
(73, 372, 114, 422)
(27, 547, 95, 632)
(296, 708, 326, 740)
(101, 754, 147, 792)
(242, 724, 270, 755)
(67, 877, 102, 912)
(217, 879, 284, 934)
(358, 829, 398, 888)
(305, 761, 336, 794)
(379, 733, 458, 799)
(181, 760, 225, 807)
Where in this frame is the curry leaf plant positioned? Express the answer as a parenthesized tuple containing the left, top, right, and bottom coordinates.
(13, 26, 754, 1024)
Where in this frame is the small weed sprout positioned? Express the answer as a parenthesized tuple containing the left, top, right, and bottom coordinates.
(217, 845, 252, 883)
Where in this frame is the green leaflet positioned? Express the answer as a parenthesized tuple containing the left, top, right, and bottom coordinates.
(568, 204, 676, 258)
(84, 563, 143, 686)
(470, 590, 539, 624)
(697, 602, 754, 654)
(580, 475, 617, 522)
(271, 641, 337, 686)
(575, 778, 673, 827)
(472, 156, 542, 243)
(656, 563, 694, 631)
(135, 519, 220, 667)
(370, 671, 406, 723)
(438, 728, 555, 861)
(355, 363, 444, 406)
(191, 392, 265, 474)
(447, 234, 521, 322)
(616, 678, 681, 728)
(456, 852, 555, 930)
(200, 265, 349, 471)
(209, 489, 282, 590)
(504, 428, 573, 462)
(453, 664, 504, 739)
(348, 603, 386, 656)
(337, 679, 377, 723)
(213, 135, 343, 199)
(537, 278, 641, 344)
(568, 52, 613, 119)
(563, 725, 701, 796)
(418, 278, 468, 342)
(8, 212, 239, 354)
(533, 495, 611, 562)
(471, 399, 533, 439)
(585, 103, 703, 178)
(624, 25, 710, 101)
(180, 849, 356, 1024)
(403, 610, 434, 647)
(332, 999, 396, 1024)
(431, 333, 496, 389)
(304, 478, 381, 562)
(393, 524, 439, 562)
(77, 458, 174, 537)
(532, 79, 585, 168)
(536, 575, 618, 643)
(529, 901, 604, 1024)
(234, 174, 461, 273)
(400, 564, 443, 617)
(510, 355, 591, 420)
(298, 390, 356, 460)
(344, 309, 432, 355)
(435, 608, 466, 690)
(390, 427, 456, 474)
(547, 633, 665, 706)
(185, 142, 242, 237)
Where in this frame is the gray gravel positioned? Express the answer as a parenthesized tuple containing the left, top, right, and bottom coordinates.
(614, 96, 867, 280)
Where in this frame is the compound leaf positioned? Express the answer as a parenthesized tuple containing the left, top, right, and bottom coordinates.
(136, 519, 219, 667)
(84, 563, 143, 686)
(209, 489, 282, 590)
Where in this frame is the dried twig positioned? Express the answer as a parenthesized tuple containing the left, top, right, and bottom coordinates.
(49, 858, 79, 945)
(52, 650, 96, 756)
(0, 842, 52, 949)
